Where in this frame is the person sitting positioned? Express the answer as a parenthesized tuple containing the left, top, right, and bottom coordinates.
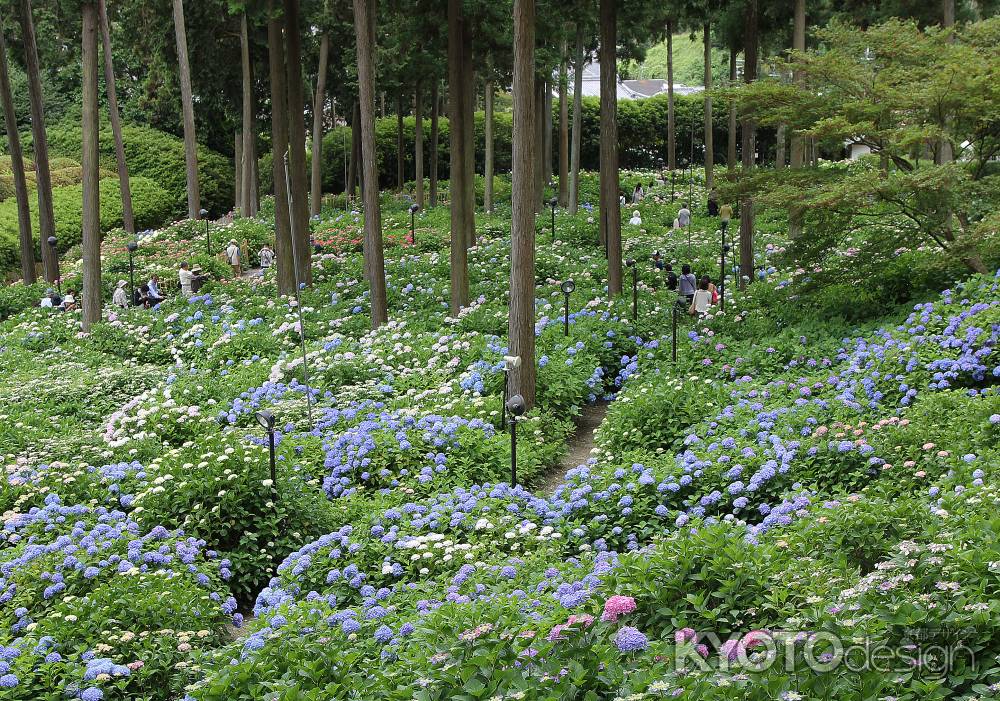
(40, 288, 61, 308)
(179, 262, 195, 297)
(665, 264, 678, 292)
(112, 280, 129, 308)
(628, 210, 642, 226)
(191, 267, 208, 294)
(146, 275, 164, 306)
(60, 289, 77, 311)
(652, 250, 664, 271)
(134, 283, 151, 308)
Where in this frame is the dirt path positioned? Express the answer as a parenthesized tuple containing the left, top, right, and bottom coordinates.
(536, 400, 610, 495)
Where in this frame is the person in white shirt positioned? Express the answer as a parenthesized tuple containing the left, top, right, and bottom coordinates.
(677, 203, 692, 228)
(179, 262, 195, 296)
(628, 210, 642, 226)
(226, 239, 242, 276)
(259, 244, 274, 273)
(690, 277, 713, 316)
(112, 280, 129, 308)
(147, 275, 164, 305)
(40, 288, 59, 308)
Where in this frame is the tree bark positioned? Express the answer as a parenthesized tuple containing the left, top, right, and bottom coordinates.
(666, 20, 675, 170)
(484, 80, 494, 212)
(789, 0, 805, 169)
(739, 0, 758, 291)
(97, 0, 134, 236)
(235, 131, 243, 210)
(775, 124, 786, 167)
(18, 0, 57, 282)
(267, 0, 294, 295)
(543, 78, 553, 183)
(599, 0, 621, 295)
(703, 22, 714, 192)
(310, 32, 329, 217)
(429, 81, 439, 206)
(240, 14, 255, 216)
(461, 33, 475, 248)
(569, 23, 583, 214)
(414, 81, 425, 208)
(347, 100, 359, 200)
(447, 0, 469, 311)
(81, 2, 101, 328)
(396, 93, 405, 192)
(558, 39, 569, 208)
(283, 0, 312, 287)
(534, 76, 545, 212)
(728, 44, 738, 170)
(938, 0, 955, 163)
(353, 0, 388, 327)
(510, 0, 536, 409)
(172, 0, 200, 218)
(0, 26, 35, 284)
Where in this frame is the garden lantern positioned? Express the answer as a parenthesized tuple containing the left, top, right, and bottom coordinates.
(199, 208, 211, 255)
(255, 410, 277, 488)
(505, 394, 526, 487)
(501, 355, 520, 429)
(126, 240, 138, 305)
(560, 279, 575, 336)
(549, 197, 558, 243)
(626, 259, 638, 322)
(409, 203, 419, 244)
(47, 236, 60, 294)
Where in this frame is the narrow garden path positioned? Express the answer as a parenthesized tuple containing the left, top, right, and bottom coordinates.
(537, 400, 610, 495)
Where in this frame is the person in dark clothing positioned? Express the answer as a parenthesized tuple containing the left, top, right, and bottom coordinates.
(664, 264, 678, 292)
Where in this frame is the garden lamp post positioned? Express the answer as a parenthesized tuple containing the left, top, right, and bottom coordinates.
(126, 240, 138, 305)
(671, 170, 676, 202)
(255, 410, 277, 488)
(500, 355, 520, 429)
(657, 157, 664, 184)
(720, 219, 729, 311)
(409, 203, 419, 244)
(549, 197, 558, 243)
(689, 114, 695, 207)
(560, 279, 575, 336)
(626, 259, 638, 322)
(47, 236, 60, 294)
(505, 394, 526, 487)
(199, 208, 211, 255)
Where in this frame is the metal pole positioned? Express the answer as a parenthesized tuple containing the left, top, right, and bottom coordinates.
(551, 205, 556, 243)
(268, 428, 276, 484)
(510, 416, 517, 487)
(410, 210, 415, 244)
(671, 303, 678, 363)
(720, 223, 727, 312)
(671, 171, 676, 202)
(631, 266, 638, 321)
(501, 372, 508, 429)
(564, 292, 570, 336)
(205, 219, 211, 255)
(283, 152, 315, 429)
(128, 250, 135, 305)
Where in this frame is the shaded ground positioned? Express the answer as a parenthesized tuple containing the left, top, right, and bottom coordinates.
(536, 400, 610, 495)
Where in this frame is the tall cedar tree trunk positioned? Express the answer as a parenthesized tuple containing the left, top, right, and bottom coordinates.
(414, 81, 425, 208)
(347, 100, 359, 199)
(429, 82, 439, 206)
(310, 32, 329, 216)
(543, 79, 553, 183)
(775, 125, 786, 167)
(461, 34, 475, 248)
(510, 0, 536, 409)
(19, 0, 57, 282)
(666, 21, 675, 170)
(599, 0, 621, 294)
(267, 1, 294, 295)
(248, 111, 259, 211)
(484, 80, 494, 212)
(447, 0, 469, 311)
(283, 0, 312, 287)
(938, 0, 954, 163)
(569, 23, 583, 214)
(352, 0, 388, 326)
(703, 23, 714, 192)
(240, 14, 257, 216)
(558, 40, 569, 207)
(235, 132, 243, 210)
(727, 45, 738, 169)
(396, 94, 404, 191)
(738, 0, 758, 291)
(788, 0, 805, 238)
(533, 77, 545, 212)
(0, 27, 35, 283)
(172, 0, 200, 218)
(98, 0, 134, 235)
(81, 2, 101, 329)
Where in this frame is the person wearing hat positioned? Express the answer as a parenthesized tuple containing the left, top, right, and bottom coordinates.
(40, 288, 61, 308)
(112, 280, 129, 308)
(225, 238, 242, 276)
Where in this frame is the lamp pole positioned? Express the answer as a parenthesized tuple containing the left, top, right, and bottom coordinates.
(671, 303, 678, 363)
(200, 208, 211, 255)
(689, 114, 695, 207)
(561, 279, 575, 336)
(549, 197, 557, 243)
(255, 410, 278, 494)
(505, 394, 525, 487)
(409, 203, 419, 245)
(626, 259, 637, 322)
(47, 237, 60, 294)
(126, 241, 138, 305)
(720, 220, 729, 311)
(283, 152, 314, 429)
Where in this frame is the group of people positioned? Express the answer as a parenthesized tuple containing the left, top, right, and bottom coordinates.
(39, 288, 76, 311)
(111, 274, 166, 309)
(651, 255, 720, 317)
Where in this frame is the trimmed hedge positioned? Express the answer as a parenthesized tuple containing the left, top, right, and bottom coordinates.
(0, 176, 174, 274)
(30, 122, 233, 218)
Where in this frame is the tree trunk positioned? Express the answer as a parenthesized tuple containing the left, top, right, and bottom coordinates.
(396, 94, 405, 192)
(789, 0, 805, 169)
(461, 35, 475, 248)
(249, 112, 259, 212)
(543, 78, 553, 183)
(938, 0, 955, 163)
(703, 22, 714, 192)
(666, 20, 675, 170)
(534, 76, 545, 212)
(283, 0, 312, 287)
(599, 0, 621, 295)
(310, 32, 329, 217)
(414, 81, 425, 208)
(447, 0, 469, 311)
(240, 13, 255, 217)
(18, 0, 57, 282)
(235, 131, 243, 210)
(0, 26, 35, 284)
(558, 39, 569, 208)
(510, 0, 536, 410)
(267, 0, 294, 295)
(81, 1, 101, 329)
(739, 0, 758, 292)
(775, 124, 786, 167)
(96, 0, 135, 236)
(430, 81, 439, 207)
(348, 100, 359, 200)
(728, 45, 738, 170)
(353, 0, 388, 327)
(569, 23, 583, 214)
(484, 80, 494, 212)
(172, 0, 200, 218)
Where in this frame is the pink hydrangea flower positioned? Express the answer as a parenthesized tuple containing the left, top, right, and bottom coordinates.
(600, 595, 637, 623)
(674, 627, 697, 644)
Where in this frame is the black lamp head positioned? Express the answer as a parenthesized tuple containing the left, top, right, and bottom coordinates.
(549, 197, 558, 208)
(47, 236, 57, 247)
(409, 203, 420, 214)
(126, 241, 138, 253)
(723, 244, 731, 252)
(626, 259, 636, 267)
(255, 410, 275, 431)
(199, 208, 209, 218)
(561, 279, 575, 295)
(505, 394, 526, 417)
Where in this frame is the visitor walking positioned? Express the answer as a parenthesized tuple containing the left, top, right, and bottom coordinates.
(632, 183, 644, 204)
(720, 202, 733, 226)
(259, 244, 275, 274)
(112, 280, 129, 308)
(677, 203, 691, 228)
(678, 264, 697, 306)
(179, 262, 195, 297)
(225, 239, 242, 276)
(690, 277, 713, 316)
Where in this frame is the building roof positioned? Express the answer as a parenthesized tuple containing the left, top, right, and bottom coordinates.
(567, 60, 704, 100)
